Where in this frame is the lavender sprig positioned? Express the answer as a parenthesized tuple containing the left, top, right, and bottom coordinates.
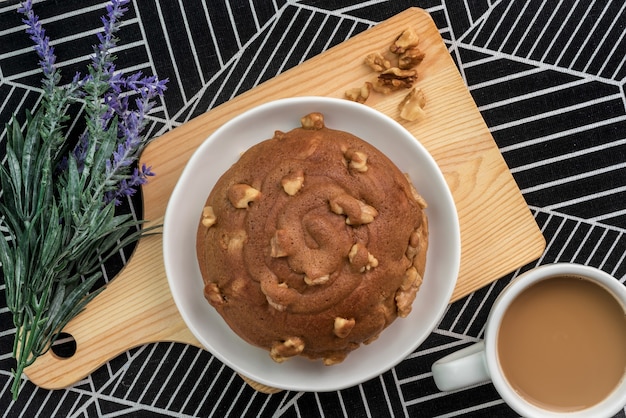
(102, 74, 166, 204)
(1, 0, 167, 400)
(17, 1, 57, 88)
(17, 0, 80, 163)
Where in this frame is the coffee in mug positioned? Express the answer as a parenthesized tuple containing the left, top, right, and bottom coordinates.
(431, 264, 626, 417)
(497, 275, 626, 411)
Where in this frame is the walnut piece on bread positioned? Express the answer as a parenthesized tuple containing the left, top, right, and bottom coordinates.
(344, 148, 368, 172)
(201, 206, 216, 227)
(228, 184, 261, 208)
(300, 112, 324, 130)
(333, 317, 356, 338)
(270, 337, 305, 363)
(281, 171, 305, 195)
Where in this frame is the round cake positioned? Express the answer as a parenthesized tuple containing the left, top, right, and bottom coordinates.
(196, 112, 428, 365)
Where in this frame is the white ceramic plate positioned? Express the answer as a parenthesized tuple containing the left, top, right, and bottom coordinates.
(163, 97, 460, 392)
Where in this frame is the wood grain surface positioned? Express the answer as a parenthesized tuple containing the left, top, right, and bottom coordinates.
(24, 8, 545, 391)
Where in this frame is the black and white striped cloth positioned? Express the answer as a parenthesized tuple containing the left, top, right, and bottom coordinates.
(1, 1, 625, 416)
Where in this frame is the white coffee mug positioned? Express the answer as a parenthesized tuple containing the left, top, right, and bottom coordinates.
(431, 263, 626, 418)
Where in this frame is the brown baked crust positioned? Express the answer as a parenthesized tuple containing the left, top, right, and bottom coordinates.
(196, 112, 428, 365)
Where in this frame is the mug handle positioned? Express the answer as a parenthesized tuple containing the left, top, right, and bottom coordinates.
(431, 341, 491, 391)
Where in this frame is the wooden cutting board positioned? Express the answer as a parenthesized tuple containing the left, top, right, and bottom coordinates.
(24, 7, 545, 391)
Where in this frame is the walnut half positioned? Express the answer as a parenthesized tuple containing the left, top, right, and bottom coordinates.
(390, 27, 420, 54)
(398, 47, 425, 70)
(377, 67, 418, 91)
(364, 52, 391, 72)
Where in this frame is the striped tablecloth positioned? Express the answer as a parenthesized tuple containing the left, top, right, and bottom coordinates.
(1, 1, 625, 417)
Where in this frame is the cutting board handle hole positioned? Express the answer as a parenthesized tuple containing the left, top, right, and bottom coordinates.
(51, 332, 77, 359)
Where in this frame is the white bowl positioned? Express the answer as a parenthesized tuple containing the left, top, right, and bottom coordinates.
(163, 97, 460, 392)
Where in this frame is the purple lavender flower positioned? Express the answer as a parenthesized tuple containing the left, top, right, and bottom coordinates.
(18, 0, 57, 86)
(102, 77, 167, 206)
(93, 0, 129, 72)
(18, 1, 85, 163)
(73, 0, 166, 205)
(104, 164, 155, 205)
(100, 73, 167, 204)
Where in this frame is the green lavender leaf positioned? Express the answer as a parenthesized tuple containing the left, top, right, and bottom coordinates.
(39, 204, 61, 270)
(5, 146, 22, 211)
(21, 115, 39, 210)
(0, 228, 15, 308)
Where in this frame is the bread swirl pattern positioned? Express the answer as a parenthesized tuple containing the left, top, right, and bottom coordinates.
(196, 112, 428, 365)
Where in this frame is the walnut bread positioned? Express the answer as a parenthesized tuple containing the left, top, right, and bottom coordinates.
(196, 112, 429, 365)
